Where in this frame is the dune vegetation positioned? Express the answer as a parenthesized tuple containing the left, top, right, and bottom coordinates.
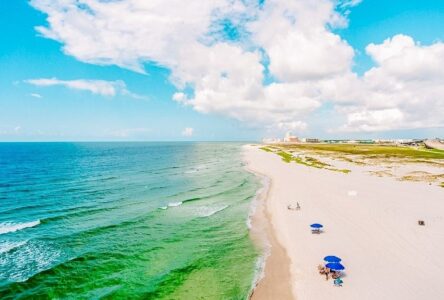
(278, 143, 444, 159)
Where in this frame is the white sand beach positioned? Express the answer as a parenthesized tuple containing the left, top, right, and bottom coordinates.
(245, 144, 444, 300)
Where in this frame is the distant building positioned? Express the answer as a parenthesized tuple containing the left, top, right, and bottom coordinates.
(284, 132, 300, 143)
(358, 140, 374, 144)
(305, 138, 320, 143)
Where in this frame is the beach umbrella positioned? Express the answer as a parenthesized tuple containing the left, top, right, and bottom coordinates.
(325, 262, 345, 271)
(310, 223, 323, 229)
(324, 256, 342, 263)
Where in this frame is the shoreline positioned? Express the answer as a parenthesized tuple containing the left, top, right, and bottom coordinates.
(243, 143, 444, 300)
(244, 147, 294, 300)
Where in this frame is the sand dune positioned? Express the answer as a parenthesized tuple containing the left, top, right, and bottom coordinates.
(245, 144, 444, 300)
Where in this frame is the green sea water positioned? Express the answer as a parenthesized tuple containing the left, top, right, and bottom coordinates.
(0, 142, 261, 299)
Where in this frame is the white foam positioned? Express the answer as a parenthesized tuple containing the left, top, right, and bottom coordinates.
(167, 202, 183, 207)
(0, 241, 27, 254)
(0, 220, 41, 235)
(197, 205, 229, 217)
(249, 244, 272, 298)
(247, 176, 270, 229)
(0, 240, 61, 282)
(159, 206, 168, 210)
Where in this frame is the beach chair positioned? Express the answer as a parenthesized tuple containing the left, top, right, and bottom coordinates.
(310, 223, 323, 234)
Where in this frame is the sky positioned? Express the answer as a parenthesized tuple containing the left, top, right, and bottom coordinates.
(1, 0, 444, 141)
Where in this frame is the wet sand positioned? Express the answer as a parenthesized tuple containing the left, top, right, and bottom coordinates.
(246, 172, 293, 300)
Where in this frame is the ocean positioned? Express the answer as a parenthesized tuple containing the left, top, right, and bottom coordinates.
(0, 142, 261, 299)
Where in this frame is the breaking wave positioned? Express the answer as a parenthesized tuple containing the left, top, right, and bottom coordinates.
(0, 220, 41, 235)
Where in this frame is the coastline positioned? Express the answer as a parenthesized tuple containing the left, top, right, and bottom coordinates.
(244, 147, 294, 300)
(243, 144, 444, 300)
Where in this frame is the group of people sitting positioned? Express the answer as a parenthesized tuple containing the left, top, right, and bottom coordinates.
(287, 202, 301, 210)
(317, 265, 343, 287)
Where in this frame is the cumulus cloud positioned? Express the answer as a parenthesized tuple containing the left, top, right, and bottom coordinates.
(30, 0, 444, 134)
(336, 34, 444, 131)
(181, 127, 194, 137)
(25, 78, 144, 99)
(338, 0, 362, 9)
(276, 121, 308, 132)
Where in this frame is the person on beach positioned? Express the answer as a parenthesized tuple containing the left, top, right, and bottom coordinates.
(334, 278, 343, 287)
(325, 268, 330, 280)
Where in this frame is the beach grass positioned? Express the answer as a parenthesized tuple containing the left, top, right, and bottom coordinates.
(278, 143, 444, 159)
(273, 149, 351, 173)
(260, 146, 273, 152)
(276, 151, 293, 163)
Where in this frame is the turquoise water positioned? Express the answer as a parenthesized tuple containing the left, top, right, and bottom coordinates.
(0, 142, 261, 299)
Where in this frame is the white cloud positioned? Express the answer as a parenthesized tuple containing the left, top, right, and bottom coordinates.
(25, 78, 144, 99)
(30, 93, 42, 98)
(30, 0, 444, 134)
(339, 108, 405, 132)
(249, 0, 354, 81)
(335, 34, 444, 131)
(338, 0, 362, 9)
(277, 121, 307, 132)
(182, 127, 194, 137)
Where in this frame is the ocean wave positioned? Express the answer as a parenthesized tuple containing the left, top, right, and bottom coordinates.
(40, 205, 118, 224)
(157, 201, 183, 211)
(0, 240, 61, 282)
(246, 176, 270, 230)
(169, 179, 249, 205)
(0, 203, 47, 215)
(0, 240, 27, 254)
(184, 164, 208, 174)
(249, 252, 270, 298)
(0, 220, 40, 235)
(196, 205, 229, 217)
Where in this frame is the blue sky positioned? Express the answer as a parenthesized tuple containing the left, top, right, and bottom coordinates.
(1, 0, 443, 141)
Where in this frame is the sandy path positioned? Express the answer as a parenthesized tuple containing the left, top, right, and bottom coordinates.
(244, 145, 444, 300)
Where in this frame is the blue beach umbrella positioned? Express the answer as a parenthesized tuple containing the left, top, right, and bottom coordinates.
(310, 223, 323, 229)
(324, 256, 342, 263)
(325, 262, 345, 271)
